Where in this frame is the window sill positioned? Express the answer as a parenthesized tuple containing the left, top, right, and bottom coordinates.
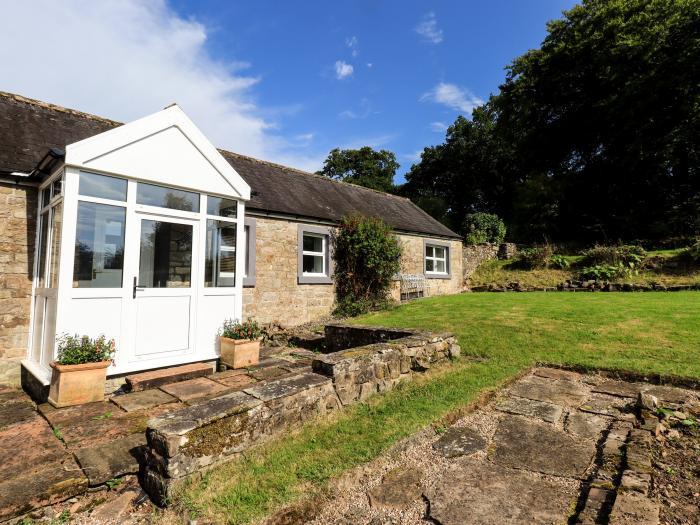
(298, 274, 333, 285)
(425, 272, 451, 280)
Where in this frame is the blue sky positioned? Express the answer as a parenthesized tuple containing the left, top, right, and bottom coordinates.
(169, 1, 576, 180)
(1, 1, 576, 181)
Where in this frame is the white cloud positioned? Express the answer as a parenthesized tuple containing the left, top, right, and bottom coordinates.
(401, 150, 423, 163)
(420, 83, 483, 114)
(334, 60, 354, 80)
(415, 12, 443, 44)
(0, 0, 323, 172)
(429, 121, 448, 132)
(346, 36, 359, 57)
(338, 98, 371, 120)
(366, 62, 373, 69)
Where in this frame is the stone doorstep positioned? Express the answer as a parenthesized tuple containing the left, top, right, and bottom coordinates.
(125, 362, 213, 392)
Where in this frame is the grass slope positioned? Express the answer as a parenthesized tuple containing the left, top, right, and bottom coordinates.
(172, 292, 700, 524)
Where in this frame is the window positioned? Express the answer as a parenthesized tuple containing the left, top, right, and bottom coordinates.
(205, 220, 236, 287)
(137, 182, 199, 212)
(302, 234, 325, 275)
(297, 225, 332, 284)
(79, 171, 127, 201)
(73, 202, 126, 288)
(425, 241, 450, 278)
(207, 196, 237, 218)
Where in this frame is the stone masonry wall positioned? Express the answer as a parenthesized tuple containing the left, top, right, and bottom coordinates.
(242, 216, 336, 327)
(243, 216, 464, 327)
(390, 235, 464, 301)
(143, 325, 459, 504)
(462, 244, 500, 283)
(0, 183, 36, 387)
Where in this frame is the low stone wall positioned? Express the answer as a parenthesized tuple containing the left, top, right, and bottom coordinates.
(142, 325, 459, 504)
(324, 324, 417, 352)
(313, 329, 460, 406)
(143, 372, 340, 504)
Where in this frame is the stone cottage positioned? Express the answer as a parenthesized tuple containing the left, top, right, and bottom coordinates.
(0, 91, 462, 389)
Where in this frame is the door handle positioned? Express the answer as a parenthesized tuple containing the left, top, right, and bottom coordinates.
(133, 276, 144, 298)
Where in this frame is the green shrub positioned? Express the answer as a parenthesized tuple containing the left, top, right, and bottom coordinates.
(516, 244, 554, 269)
(685, 240, 700, 262)
(56, 334, 115, 365)
(549, 254, 570, 269)
(332, 214, 402, 316)
(221, 318, 263, 340)
(580, 244, 646, 268)
(463, 213, 506, 245)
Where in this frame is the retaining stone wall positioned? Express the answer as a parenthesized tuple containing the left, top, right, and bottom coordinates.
(143, 325, 459, 504)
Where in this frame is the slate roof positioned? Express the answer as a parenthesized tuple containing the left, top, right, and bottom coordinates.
(0, 91, 459, 239)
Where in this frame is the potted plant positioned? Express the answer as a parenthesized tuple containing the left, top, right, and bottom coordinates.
(219, 318, 263, 369)
(48, 334, 115, 408)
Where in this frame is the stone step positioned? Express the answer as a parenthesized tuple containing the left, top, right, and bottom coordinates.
(125, 362, 213, 392)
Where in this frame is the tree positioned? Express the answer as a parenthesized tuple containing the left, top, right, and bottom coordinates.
(317, 147, 399, 193)
(404, 0, 700, 243)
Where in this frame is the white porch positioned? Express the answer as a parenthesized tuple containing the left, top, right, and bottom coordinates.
(24, 105, 251, 385)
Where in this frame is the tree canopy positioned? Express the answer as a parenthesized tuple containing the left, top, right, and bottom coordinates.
(317, 147, 399, 193)
(403, 0, 700, 243)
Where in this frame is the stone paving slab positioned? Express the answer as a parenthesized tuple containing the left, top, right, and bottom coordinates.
(74, 433, 146, 485)
(160, 377, 229, 402)
(509, 375, 588, 407)
(39, 400, 126, 427)
(565, 411, 610, 440)
(0, 392, 37, 430)
(248, 365, 292, 381)
(425, 458, 576, 525)
(111, 389, 178, 412)
(579, 393, 632, 418)
(432, 426, 488, 458)
(367, 467, 423, 509)
(496, 395, 564, 423)
(0, 416, 70, 477)
(491, 415, 596, 478)
(532, 367, 581, 382)
(244, 371, 332, 402)
(590, 379, 646, 399)
(0, 457, 88, 521)
(212, 373, 258, 390)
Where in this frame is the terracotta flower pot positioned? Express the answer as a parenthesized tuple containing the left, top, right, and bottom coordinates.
(48, 360, 111, 408)
(219, 337, 260, 369)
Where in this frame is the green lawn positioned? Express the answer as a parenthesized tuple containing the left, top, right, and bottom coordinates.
(170, 292, 700, 524)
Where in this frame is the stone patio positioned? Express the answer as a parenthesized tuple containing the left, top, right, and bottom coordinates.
(306, 367, 700, 525)
(0, 346, 314, 522)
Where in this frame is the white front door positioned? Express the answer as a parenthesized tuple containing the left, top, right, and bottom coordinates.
(131, 212, 199, 361)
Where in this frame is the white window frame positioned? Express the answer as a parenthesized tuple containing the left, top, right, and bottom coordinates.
(204, 194, 239, 288)
(424, 240, 451, 279)
(302, 233, 326, 277)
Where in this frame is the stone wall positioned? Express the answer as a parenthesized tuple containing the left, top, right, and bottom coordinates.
(243, 216, 464, 327)
(0, 183, 36, 387)
(462, 243, 519, 285)
(389, 235, 464, 302)
(242, 216, 336, 327)
(143, 324, 459, 503)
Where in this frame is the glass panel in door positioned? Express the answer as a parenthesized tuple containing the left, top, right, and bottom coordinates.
(134, 217, 196, 358)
